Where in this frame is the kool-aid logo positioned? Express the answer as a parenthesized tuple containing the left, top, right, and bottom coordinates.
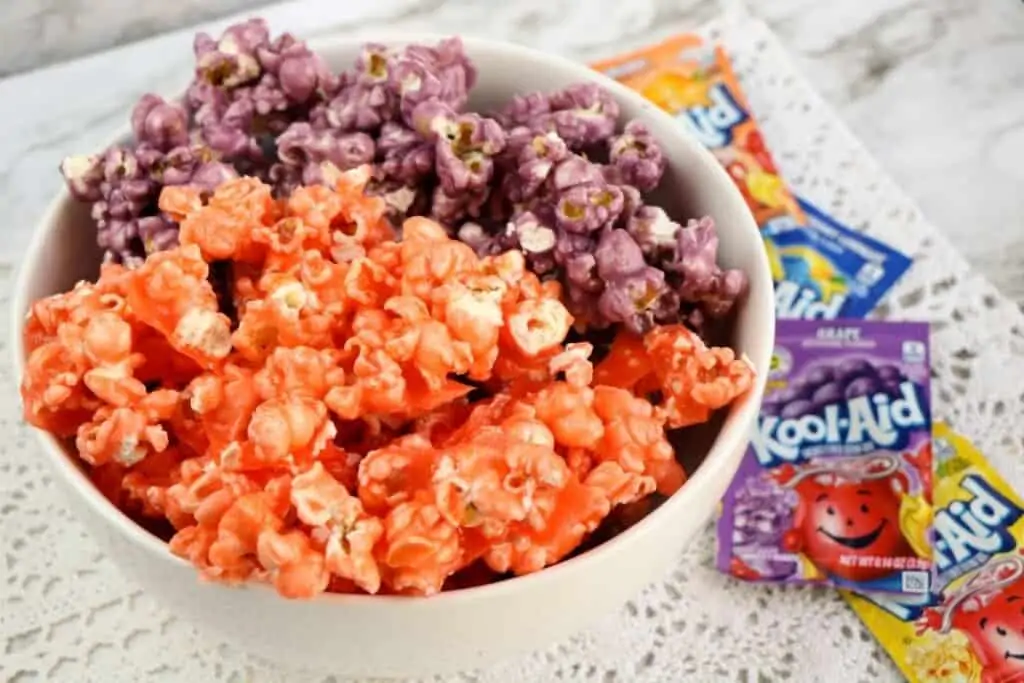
(933, 475, 1023, 574)
(861, 475, 1024, 622)
(775, 280, 847, 320)
(677, 83, 748, 148)
(750, 381, 927, 467)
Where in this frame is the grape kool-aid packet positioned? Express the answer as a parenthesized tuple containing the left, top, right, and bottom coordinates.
(592, 35, 806, 230)
(716, 319, 934, 594)
(767, 197, 914, 320)
(845, 424, 1024, 683)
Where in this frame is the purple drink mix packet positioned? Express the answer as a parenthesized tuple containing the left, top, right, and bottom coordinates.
(717, 319, 934, 595)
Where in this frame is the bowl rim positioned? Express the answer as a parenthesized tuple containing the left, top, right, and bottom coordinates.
(10, 31, 775, 607)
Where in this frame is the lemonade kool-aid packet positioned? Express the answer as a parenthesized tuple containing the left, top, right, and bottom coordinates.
(846, 424, 1024, 683)
(767, 197, 914, 320)
(716, 319, 934, 594)
(592, 35, 806, 229)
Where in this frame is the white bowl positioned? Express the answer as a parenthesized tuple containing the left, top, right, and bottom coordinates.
(10, 33, 774, 679)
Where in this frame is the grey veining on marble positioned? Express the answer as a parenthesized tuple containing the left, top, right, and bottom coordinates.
(0, 0, 277, 76)
(0, 0, 1021, 305)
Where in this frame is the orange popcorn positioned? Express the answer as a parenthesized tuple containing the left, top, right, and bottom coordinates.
(19, 172, 754, 600)
(75, 389, 178, 467)
(292, 462, 383, 594)
(381, 495, 464, 596)
(593, 331, 652, 390)
(126, 245, 232, 368)
(643, 324, 755, 428)
(358, 434, 438, 515)
(485, 478, 610, 576)
(434, 426, 572, 530)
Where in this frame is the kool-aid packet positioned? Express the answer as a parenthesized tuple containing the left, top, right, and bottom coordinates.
(846, 423, 1024, 683)
(767, 197, 914, 320)
(716, 319, 934, 595)
(592, 35, 806, 229)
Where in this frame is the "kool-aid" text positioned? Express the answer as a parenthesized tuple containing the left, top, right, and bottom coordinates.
(934, 474, 1023, 573)
(751, 381, 928, 467)
(677, 82, 748, 148)
(775, 281, 847, 320)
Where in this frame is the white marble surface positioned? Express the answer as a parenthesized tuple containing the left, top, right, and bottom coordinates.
(0, 0, 1021, 304)
(0, 0, 276, 76)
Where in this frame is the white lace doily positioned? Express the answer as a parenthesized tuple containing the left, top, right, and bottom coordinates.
(4, 13, 1024, 683)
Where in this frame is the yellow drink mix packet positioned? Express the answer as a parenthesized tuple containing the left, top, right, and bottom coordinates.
(844, 422, 1024, 683)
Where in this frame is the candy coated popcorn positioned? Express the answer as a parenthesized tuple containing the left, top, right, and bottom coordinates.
(20, 170, 754, 599)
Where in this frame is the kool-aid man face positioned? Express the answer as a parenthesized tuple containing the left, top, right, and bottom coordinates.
(953, 584, 1024, 676)
(788, 465, 914, 582)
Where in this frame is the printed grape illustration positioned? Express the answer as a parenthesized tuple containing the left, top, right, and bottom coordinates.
(764, 356, 914, 419)
(730, 473, 799, 579)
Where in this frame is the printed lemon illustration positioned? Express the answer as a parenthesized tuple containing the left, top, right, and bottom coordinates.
(640, 69, 711, 112)
(744, 170, 787, 209)
(763, 237, 785, 281)
(898, 493, 934, 560)
(745, 169, 804, 219)
(778, 246, 848, 303)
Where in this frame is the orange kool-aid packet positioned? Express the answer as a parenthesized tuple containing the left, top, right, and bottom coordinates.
(592, 35, 805, 229)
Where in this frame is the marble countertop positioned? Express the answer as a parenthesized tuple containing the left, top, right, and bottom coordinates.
(0, 0, 276, 77)
(0, 0, 1021, 304)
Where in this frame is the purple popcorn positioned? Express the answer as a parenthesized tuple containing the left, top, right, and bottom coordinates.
(550, 154, 605, 191)
(533, 83, 620, 149)
(57, 23, 753, 336)
(391, 37, 476, 126)
(515, 132, 569, 198)
(377, 122, 435, 186)
(625, 205, 680, 256)
(248, 74, 292, 118)
(597, 267, 667, 335)
(500, 125, 540, 168)
(306, 43, 400, 133)
(594, 228, 646, 281)
(562, 252, 602, 294)
(508, 210, 557, 256)
(494, 210, 560, 276)
(407, 98, 458, 141)
(270, 124, 373, 195)
(138, 215, 180, 255)
(189, 160, 239, 193)
(666, 216, 748, 317)
(495, 91, 551, 128)
(131, 95, 189, 152)
(257, 33, 338, 104)
(609, 120, 665, 192)
(150, 144, 239, 191)
(277, 122, 375, 171)
(193, 18, 269, 89)
(554, 183, 623, 233)
(62, 141, 240, 264)
(430, 186, 489, 225)
(434, 113, 506, 194)
(593, 229, 672, 334)
(314, 81, 397, 133)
